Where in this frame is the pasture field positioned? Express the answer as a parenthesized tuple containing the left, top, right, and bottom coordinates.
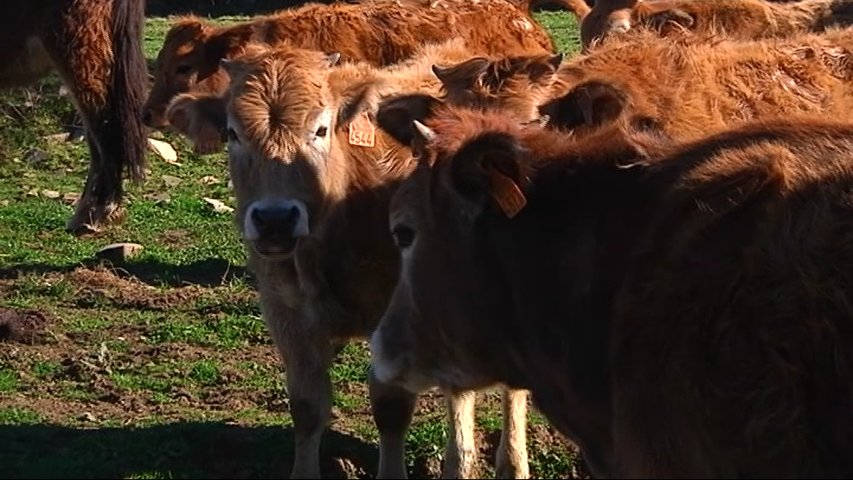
(0, 11, 583, 479)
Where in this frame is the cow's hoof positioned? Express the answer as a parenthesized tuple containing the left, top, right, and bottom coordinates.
(66, 199, 126, 236)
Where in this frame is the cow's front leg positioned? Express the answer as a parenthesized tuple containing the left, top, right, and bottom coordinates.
(263, 295, 334, 479)
(442, 388, 478, 478)
(369, 366, 418, 478)
(495, 387, 530, 479)
(282, 334, 334, 479)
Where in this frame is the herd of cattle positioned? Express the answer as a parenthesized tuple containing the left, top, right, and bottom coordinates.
(4, 0, 853, 478)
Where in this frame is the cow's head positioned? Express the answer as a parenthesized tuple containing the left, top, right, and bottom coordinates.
(581, 0, 695, 50)
(165, 44, 387, 262)
(370, 96, 665, 394)
(432, 53, 564, 122)
(143, 17, 252, 129)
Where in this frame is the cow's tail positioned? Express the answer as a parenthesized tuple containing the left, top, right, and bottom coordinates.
(109, 0, 148, 183)
(513, 0, 592, 22)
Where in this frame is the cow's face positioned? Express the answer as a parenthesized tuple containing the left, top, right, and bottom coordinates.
(370, 99, 531, 393)
(581, 0, 638, 50)
(166, 45, 349, 261)
(433, 54, 563, 122)
(143, 18, 242, 129)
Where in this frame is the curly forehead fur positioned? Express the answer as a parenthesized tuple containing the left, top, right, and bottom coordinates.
(226, 43, 329, 158)
(425, 105, 525, 158)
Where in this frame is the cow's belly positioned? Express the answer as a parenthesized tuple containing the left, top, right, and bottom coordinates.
(0, 35, 54, 88)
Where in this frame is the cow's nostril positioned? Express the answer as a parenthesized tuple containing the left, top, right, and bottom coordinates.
(252, 206, 302, 235)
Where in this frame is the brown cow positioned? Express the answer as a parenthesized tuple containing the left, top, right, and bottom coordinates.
(580, 0, 853, 50)
(369, 102, 853, 477)
(165, 41, 532, 479)
(142, 0, 586, 129)
(429, 27, 853, 138)
(2, 0, 147, 235)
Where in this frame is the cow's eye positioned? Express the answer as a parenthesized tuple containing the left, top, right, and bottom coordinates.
(315, 126, 328, 138)
(391, 225, 415, 249)
(175, 64, 192, 75)
(227, 128, 240, 143)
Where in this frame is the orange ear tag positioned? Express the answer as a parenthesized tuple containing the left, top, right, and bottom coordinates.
(348, 112, 376, 147)
(487, 167, 527, 218)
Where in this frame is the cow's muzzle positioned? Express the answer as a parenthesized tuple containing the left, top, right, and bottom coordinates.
(243, 199, 309, 259)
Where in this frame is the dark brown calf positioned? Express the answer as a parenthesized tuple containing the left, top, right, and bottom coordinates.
(370, 102, 853, 477)
(1, 0, 147, 235)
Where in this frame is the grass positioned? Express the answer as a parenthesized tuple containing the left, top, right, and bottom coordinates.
(0, 9, 584, 479)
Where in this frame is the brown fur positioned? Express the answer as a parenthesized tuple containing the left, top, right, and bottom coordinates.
(167, 41, 531, 479)
(142, 0, 565, 128)
(1, 0, 147, 235)
(431, 27, 853, 137)
(581, 0, 853, 50)
(370, 103, 853, 477)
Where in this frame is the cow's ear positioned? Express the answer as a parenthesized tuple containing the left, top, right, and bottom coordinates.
(165, 93, 228, 155)
(448, 132, 528, 219)
(199, 26, 254, 80)
(375, 94, 444, 148)
(336, 84, 381, 131)
(432, 57, 491, 86)
(538, 80, 627, 131)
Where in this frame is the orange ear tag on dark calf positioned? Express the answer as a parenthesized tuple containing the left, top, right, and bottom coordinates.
(488, 167, 527, 218)
(348, 112, 376, 147)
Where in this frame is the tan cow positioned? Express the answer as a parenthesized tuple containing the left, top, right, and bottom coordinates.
(142, 0, 585, 129)
(369, 100, 853, 477)
(428, 27, 853, 139)
(164, 40, 532, 479)
(580, 0, 853, 50)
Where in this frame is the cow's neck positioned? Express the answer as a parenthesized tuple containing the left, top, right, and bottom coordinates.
(489, 163, 659, 477)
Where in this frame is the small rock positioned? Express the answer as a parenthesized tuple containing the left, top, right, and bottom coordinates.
(161, 174, 183, 187)
(42, 133, 70, 143)
(203, 197, 234, 214)
(25, 188, 39, 197)
(62, 192, 80, 205)
(144, 192, 171, 204)
(0, 200, 9, 207)
(95, 242, 144, 264)
(78, 412, 97, 422)
(25, 148, 48, 164)
(199, 175, 220, 185)
(148, 138, 180, 165)
(41, 189, 60, 199)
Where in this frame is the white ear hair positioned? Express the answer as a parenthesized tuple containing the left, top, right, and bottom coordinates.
(412, 120, 436, 142)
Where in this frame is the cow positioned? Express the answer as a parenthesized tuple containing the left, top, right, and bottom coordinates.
(142, 0, 588, 130)
(368, 100, 853, 477)
(428, 27, 853, 139)
(1, 0, 147, 235)
(163, 41, 532, 479)
(580, 0, 853, 50)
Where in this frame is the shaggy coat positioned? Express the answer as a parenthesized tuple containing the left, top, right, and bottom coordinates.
(430, 27, 853, 137)
(142, 0, 576, 128)
(370, 104, 853, 478)
(165, 41, 532, 479)
(580, 0, 853, 50)
(2, 0, 147, 235)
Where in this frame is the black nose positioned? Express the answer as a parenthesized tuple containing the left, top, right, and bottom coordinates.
(251, 205, 301, 236)
(142, 110, 153, 127)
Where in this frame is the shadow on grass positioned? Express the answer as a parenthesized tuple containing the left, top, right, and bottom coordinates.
(0, 422, 379, 479)
(0, 257, 252, 289)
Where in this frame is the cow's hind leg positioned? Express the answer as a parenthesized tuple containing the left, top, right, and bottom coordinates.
(442, 388, 478, 478)
(369, 367, 418, 478)
(495, 387, 530, 479)
(39, 0, 146, 235)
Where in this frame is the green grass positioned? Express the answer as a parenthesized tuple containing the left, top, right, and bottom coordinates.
(0, 10, 583, 479)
